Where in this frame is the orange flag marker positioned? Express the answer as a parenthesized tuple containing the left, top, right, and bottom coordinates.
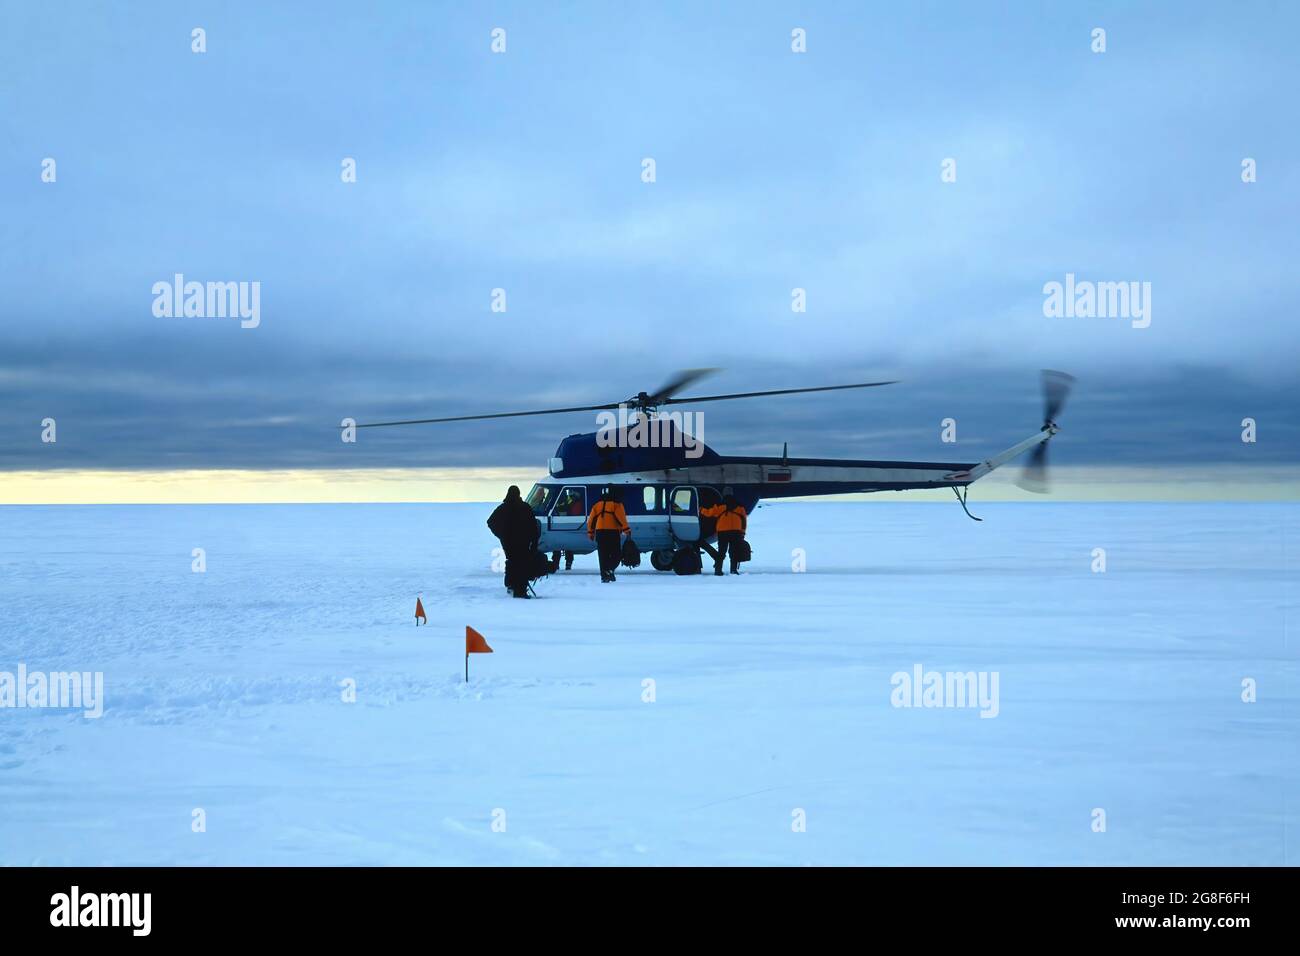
(415, 597, 427, 625)
(465, 626, 493, 681)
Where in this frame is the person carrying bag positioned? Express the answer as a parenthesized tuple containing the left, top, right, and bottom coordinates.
(701, 488, 748, 576)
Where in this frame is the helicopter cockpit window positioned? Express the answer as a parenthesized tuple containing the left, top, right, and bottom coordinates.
(552, 486, 587, 517)
(643, 486, 659, 512)
(525, 484, 554, 514)
(671, 488, 695, 514)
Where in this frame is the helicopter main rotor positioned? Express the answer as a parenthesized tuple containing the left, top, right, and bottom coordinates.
(353, 368, 898, 429)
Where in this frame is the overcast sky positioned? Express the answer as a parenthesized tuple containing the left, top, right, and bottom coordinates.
(2, 0, 1297, 476)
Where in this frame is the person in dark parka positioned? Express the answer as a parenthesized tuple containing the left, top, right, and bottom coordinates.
(487, 485, 541, 598)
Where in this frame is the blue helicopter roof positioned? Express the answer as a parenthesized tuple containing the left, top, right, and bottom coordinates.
(550, 426, 975, 478)
(551, 423, 720, 477)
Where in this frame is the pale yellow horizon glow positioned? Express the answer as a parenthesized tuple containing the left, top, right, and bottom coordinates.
(0, 466, 1296, 505)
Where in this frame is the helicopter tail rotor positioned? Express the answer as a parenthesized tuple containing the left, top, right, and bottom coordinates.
(1016, 369, 1076, 493)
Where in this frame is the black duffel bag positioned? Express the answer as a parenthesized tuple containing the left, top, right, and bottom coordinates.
(620, 538, 642, 568)
(733, 538, 752, 563)
(672, 548, 703, 576)
(530, 549, 552, 581)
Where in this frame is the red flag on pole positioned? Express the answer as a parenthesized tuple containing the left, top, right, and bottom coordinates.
(465, 626, 493, 654)
(465, 626, 493, 681)
(415, 597, 427, 625)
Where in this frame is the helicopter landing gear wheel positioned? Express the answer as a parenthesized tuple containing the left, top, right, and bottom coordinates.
(650, 549, 675, 572)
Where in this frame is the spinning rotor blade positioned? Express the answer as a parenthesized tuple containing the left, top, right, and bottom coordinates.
(355, 401, 622, 429)
(352, 370, 897, 429)
(1016, 369, 1076, 492)
(1016, 442, 1050, 494)
(644, 368, 719, 405)
(1042, 369, 1075, 423)
(661, 380, 898, 406)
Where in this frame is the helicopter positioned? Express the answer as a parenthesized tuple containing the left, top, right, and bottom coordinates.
(357, 368, 1074, 573)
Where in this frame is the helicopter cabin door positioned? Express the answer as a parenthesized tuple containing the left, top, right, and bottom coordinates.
(667, 486, 699, 544)
(548, 486, 589, 551)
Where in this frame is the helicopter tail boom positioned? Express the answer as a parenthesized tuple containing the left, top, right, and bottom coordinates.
(953, 425, 1056, 484)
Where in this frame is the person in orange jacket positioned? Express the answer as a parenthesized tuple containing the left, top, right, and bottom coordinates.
(700, 488, 747, 576)
(587, 487, 631, 582)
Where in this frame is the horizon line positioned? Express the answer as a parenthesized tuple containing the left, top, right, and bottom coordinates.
(1, 465, 1297, 505)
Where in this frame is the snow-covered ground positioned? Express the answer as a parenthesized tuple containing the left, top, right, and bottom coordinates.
(1, 501, 1295, 866)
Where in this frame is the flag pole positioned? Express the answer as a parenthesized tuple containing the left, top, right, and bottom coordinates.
(465, 652, 468, 683)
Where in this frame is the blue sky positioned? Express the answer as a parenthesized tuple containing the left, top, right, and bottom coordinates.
(2, 0, 1297, 475)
